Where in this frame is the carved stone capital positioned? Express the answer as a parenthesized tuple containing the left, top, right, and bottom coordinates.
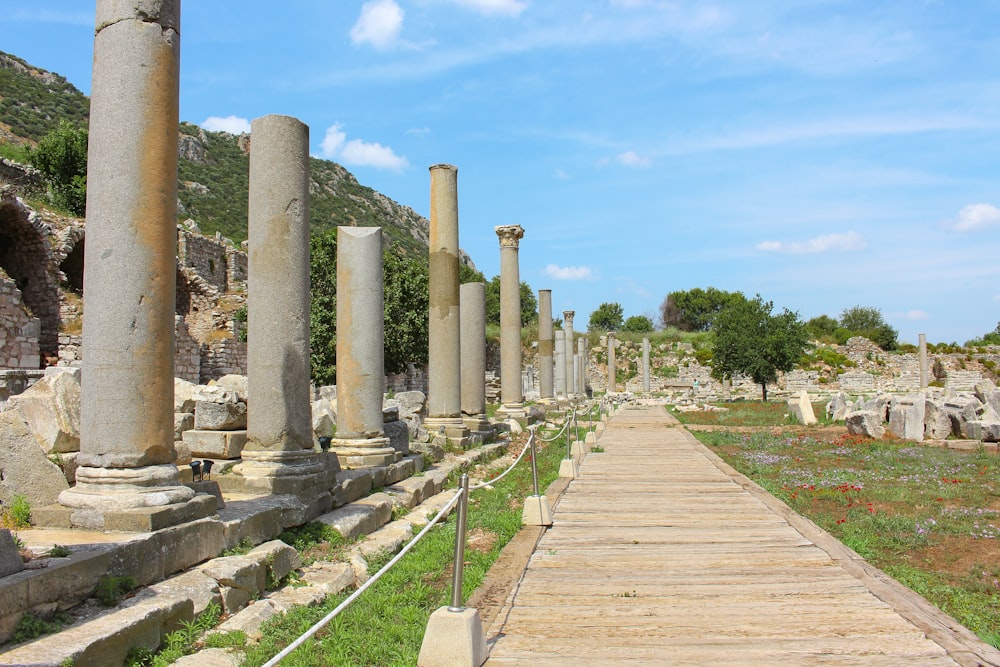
(495, 224, 525, 248)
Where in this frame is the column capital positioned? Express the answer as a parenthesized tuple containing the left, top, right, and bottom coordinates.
(563, 310, 575, 325)
(607, 331, 616, 340)
(495, 225, 525, 248)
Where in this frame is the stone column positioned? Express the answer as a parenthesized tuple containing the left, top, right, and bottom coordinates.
(53, 1, 211, 531)
(578, 336, 588, 397)
(496, 225, 526, 419)
(460, 282, 491, 434)
(425, 165, 469, 444)
(642, 337, 651, 393)
(919, 333, 928, 389)
(537, 290, 554, 403)
(332, 227, 395, 468)
(563, 311, 576, 399)
(238, 115, 327, 498)
(554, 330, 567, 399)
(607, 332, 617, 394)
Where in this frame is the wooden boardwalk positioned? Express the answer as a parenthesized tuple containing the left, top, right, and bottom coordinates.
(484, 405, 1000, 666)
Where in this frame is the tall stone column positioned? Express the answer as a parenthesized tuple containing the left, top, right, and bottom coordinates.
(238, 115, 327, 498)
(53, 0, 211, 531)
(607, 332, 617, 394)
(919, 333, 928, 389)
(563, 311, 576, 399)
(642, 337, 651, 393)
(537, 290, 554, 403)
(496, 225, 526, 419)
(332, 227, 395, 468)
(460, 282, 491, 434)
(554, 330, 567, 399)
(425, 165, 469, 444)
(578, 336, 588, 397)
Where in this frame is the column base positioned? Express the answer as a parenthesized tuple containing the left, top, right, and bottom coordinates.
(331, 436, 397, 468)
(496, 403, 527, 421)
(462, 415, 493, 436)
(37, 494, 216, 532)
(235, 449, 333, 497)
(425, 417, 471, 448)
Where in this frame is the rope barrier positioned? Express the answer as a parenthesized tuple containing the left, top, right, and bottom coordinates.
(469, 429, 535, 491)
(261, 487, 465, 667)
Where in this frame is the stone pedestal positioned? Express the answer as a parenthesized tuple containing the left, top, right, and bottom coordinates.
(496, 225, 526, 420)
(522, 494, 553, 526)
(418, 607, 488, 667)
(537, 289, 554, 403)
(237, 115, 328, 500)
(460, 282, 492, 435)
(54, 0, 211, 531)
(332, 227, 395, 468)
(554, 330, 567, 399)
(426, 165, 470, 443)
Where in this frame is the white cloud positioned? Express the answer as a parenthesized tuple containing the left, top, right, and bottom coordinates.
(943, 203, 1000, 232)
(202, 115, 251, 134)
(406, 126, 430, 135)
(543, 264, 593, 280)
(755, 230, 867, 254)
(905, 310, 929, 321)
(350, 0, 404, 49)
(616, 150, 652, 167)
(320, 123, 408, 171)
(448, 0, 527, 17)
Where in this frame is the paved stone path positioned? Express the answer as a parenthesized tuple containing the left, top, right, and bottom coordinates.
(485, 405, 1000, 666)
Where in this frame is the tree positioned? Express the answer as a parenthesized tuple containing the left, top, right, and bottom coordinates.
(622, 315, 655, 333)
(711, 295, 808, 401)
(484, 276, 537, 327)
(805, 314, 838, 341)
(966, 322, 1000, 347)
(660, 287, 744, 331)
(588, 302, 624, 331)
(309, 229, 430, 385)
(32, 120, 88, 215)
(839, 305, 898, 351)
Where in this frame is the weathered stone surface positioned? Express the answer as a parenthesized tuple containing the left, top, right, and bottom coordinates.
(384, 419, 409, 455)
(212, 374, 249, 402)
(333, 469, 373, 507)
(845, 410, 885, 439)
(0, 408, 70, 508)
(149, 569, 221, 617)
(173, 648, 243, 667)
(201, 555, 266, 614)
(787, 390, 817, 425)
(966, 420, 1000, 442)
(386, 475, 435, 509)
(888, 394, 925, 441)
(247, 540, 301, 584)
(7, 369, 80, 453)
(862, 395, 892, 422)
(317, 503, 377, 540)
(826, 392, 849, 421)
(174, 412, 195, 440)
(194, 400, 247, 430)
(311, 398, 336, 437)
(301, 561, 354, 595)
(182, 429, 248, 459)
(175, 377, 199, 414)
(268, 584, 325, 611)
(943, 396, 986, 437)
(213, 598, 280, 641)
(353, 519, 413, 560)
(924, 399, 953, 440)
(0, 529, 23, 578)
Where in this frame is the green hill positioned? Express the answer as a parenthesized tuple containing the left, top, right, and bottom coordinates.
(0, 50, 432, 257)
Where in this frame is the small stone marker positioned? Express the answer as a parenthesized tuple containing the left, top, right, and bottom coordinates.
(0, 529, 24, 578)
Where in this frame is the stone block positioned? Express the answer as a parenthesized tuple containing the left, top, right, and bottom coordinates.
(157, 517, 227, 579)
(182, 429, 248, 459)
(301, 561, 354, 596)
(268, 584, 325, 611)
(312, 397, 336, 438)
(386, 475, 435, 509)
(354, 520, 412, 560)
(356, 492, 395, 527)
(0, 529, 23, 578)
(966, 420, 1000, 442)
(317, 503, 378, 540)
(333, 469, 373, 507)
(384, 419, 410, 456)
(248, 540, 301, 585)
(384, 456, 416, 485)
(201, 555, 266, 614)
(0, 408, 70, 508)
(418, 607, 488, 667)
(175, 377, 199, 414)
(174, 412, 194, 439)
(924, 399, 953, 440)
(212, 374, 249, 402)
(382, 405, 400, 422)
(826, 392, 849, 421)
(218, 497, 285, 549)
(7, 370, 80, 453)
(194, 400, 247, 430)
(845, 410, 885, 439)
(149, 569, 221, 617)
(888, 394, 925, 441)
(213, 599, 280, 641)
(173, 648, 243, 667)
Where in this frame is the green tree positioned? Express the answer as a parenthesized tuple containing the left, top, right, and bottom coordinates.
(484, 275, 537, 327)
(32, 120, 88, 215)
(711, 295, 808, 401)
(588, 302, 624, 332)
(839, 305, 898, 351)
(966, 322, 1000, 347)
(805, 314, 838, 341)
(622, 315, 655, 333)
(660, 287, 744, 331)
(309, 229, 430, 385)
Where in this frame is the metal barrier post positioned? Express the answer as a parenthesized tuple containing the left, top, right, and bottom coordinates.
(449, 474, 470, 611)
(530, 431, 540, 497)
(522, 428, 552, 525)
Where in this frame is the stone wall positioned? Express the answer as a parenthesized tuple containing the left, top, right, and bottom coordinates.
(386, 363, 429, 394)
(0, 273, 40, 368)
(200, 338, 247, 384)
(175, 316, 201, 383)
(177, 228, 247, 294)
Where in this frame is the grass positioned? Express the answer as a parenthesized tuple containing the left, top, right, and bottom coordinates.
(670, 400, 834, 427)
(244, 424, 574, 666)
(693, 427, 1000, 648)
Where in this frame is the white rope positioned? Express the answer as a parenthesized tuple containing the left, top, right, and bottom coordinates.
(261, 487, 465, 667)
(537, 417, 571, 442)
(469, 429, 535, 491)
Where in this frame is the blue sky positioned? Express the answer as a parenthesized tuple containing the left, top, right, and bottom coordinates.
(4, 1, 1000, 345)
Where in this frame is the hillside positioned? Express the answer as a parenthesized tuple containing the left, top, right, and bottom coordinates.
(0, 50, 433, 258)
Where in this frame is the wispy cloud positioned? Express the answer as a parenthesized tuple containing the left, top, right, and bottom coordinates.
(544, 264, 593, 280)
(202, 115, 251, 134)
(905, 309, 929, 321)
(756, 231, 867, 254)
(943, 203, 1000, 232)
(405, 126, 430, 135)
(350, 0, 404, 50)
(616, 151, 652, 167)
(447, 0, 527, 17)
(320, 124, 408, 171)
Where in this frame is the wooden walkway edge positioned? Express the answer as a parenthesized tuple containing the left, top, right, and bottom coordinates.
(484, 405, 1000, 666)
